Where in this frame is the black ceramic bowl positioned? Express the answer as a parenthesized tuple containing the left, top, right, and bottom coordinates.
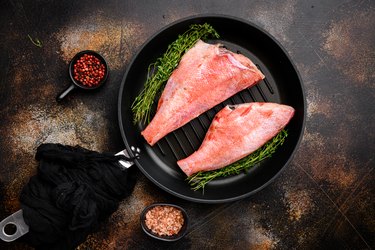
(56, 50, 109, 101)
(140, 203, 189, 241)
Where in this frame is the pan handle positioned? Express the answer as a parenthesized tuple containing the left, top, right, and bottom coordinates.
(0, 209, 29, 242)
(116, 146, 141, 169)
(56, 84, 76, 102)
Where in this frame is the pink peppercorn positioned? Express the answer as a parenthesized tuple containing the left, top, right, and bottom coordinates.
(73, 54, 106, 87)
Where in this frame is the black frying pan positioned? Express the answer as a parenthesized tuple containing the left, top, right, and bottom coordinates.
(118, 15, 306, 203)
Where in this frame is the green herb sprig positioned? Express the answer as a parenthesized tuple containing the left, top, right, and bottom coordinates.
(27, 34, 43, 48)
(131, 23, 219, 124)
(187, 129, 288, 191)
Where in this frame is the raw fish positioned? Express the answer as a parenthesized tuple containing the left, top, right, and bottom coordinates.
(177, 102, 295, 176)
(141, 40, 265, 146)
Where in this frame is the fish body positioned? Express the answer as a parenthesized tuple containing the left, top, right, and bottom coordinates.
(177, 102, 295, 176)
(141, 40, 265, 146)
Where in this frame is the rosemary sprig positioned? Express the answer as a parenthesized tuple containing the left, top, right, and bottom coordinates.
(131, 23, 220, 124)
(187, 129, 289, 191)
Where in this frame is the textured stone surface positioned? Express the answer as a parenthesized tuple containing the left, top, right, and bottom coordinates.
(0, 0, 374, 249)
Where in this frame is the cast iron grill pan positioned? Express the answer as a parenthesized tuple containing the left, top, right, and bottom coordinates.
(118, 15, 305, 203)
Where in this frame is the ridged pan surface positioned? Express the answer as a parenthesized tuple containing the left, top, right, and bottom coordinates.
(118, 15, 305, 203)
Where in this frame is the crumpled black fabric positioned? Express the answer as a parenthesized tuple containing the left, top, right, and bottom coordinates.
(19, 143, 137, 250)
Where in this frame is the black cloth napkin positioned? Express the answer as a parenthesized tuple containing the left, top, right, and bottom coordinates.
(19, 143, 136, 250)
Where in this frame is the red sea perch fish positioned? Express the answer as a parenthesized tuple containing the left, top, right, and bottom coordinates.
(141, 40, 265, 146)
(177, 102, 295, 176)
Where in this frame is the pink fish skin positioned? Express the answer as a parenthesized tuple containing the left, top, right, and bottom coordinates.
(177, 102, 295, 176)
(141, 40, 265, 146)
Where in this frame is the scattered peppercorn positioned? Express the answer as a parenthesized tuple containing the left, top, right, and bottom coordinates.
(73, 54, 106, 87)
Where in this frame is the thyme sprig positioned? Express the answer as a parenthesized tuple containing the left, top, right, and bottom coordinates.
(131, 23, 219, 124)
(187, 129, 289, 191)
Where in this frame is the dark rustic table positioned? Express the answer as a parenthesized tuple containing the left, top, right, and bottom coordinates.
(0, 0, 374, 249)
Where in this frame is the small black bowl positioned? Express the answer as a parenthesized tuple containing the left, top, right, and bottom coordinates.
(56, 50, 109, 101)
(140, 203, 189, 241)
